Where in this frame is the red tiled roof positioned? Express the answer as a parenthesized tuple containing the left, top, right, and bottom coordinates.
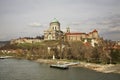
(89, 32, 92, 34)
(65, 29, 98, 35)
(84, 42, 91, 46)
(92, 29, 98, 32)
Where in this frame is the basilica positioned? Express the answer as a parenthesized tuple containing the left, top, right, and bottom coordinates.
(44, 18, 99, 42)
(44, 18, 63, 40)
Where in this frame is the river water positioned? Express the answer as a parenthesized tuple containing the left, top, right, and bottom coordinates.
(0, 59, 120, 80)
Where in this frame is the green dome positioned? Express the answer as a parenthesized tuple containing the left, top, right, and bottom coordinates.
(51, 18, 59, 23)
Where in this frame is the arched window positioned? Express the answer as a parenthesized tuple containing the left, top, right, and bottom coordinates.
(54, 26, 56, 30)
(48, 35, 52, 40)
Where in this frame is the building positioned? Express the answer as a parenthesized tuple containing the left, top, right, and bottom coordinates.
(43, 18, 100, 47)
(65, 27, 99, 41)
(10, 38, 42, 44)
(44, 18, 63, 40)
(65, 27, 100, 47)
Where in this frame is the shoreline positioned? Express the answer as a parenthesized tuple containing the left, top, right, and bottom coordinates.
(36, 59, 120, 74)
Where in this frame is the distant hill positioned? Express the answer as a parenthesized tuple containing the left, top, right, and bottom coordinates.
(0, 41, 10, 47)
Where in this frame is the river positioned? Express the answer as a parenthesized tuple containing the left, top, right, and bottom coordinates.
(0, 59, 120, 80)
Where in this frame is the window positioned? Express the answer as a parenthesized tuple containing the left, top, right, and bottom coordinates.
(55, 26, 56, 30)
(48, 35, 52, 40)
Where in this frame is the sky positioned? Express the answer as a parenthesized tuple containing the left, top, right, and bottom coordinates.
(0, 0, 120, 41)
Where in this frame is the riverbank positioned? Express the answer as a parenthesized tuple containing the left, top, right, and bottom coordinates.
(36, 59, 120, 74)
(77, 62, 120, 74)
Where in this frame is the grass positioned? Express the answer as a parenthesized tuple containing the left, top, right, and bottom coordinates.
(16, 40, 60, 49)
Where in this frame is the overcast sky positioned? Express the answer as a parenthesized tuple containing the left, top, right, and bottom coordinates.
(0, 0, 120, 41)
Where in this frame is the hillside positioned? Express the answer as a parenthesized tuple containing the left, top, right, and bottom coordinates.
(0, 40, 120, 64)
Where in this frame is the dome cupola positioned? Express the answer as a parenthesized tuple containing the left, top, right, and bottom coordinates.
(49, 18, 60, 31)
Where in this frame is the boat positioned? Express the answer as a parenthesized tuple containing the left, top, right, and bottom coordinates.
(50, 64, 69, 69)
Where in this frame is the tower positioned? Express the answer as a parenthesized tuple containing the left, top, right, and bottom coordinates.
(92, 29, 99, 39)
(66, 27, 70, 33)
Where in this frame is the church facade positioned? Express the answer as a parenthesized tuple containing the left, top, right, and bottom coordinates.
(44, 18, 63, 40)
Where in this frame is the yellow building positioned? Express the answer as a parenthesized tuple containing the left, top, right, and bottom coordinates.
(65, 28, 99, 41)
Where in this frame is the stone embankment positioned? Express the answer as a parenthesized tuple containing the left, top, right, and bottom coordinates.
(36, 59, 120, 74)
(77, 62, 120, 74)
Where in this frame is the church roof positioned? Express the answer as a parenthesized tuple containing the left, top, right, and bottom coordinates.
(92, 29, 97, 32)
(51, 18, 59, 23)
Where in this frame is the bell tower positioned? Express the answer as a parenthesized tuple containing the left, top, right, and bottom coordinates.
(66, 27, 70, 33)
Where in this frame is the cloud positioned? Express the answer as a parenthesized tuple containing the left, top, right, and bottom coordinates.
(29, 22, 43, 27)
(108, 26, 120, 32)
(68, 14, 120, 41)
(102, 30, 120, 41)
(96, 14, 120, 40)
(100, 14, 120, 31)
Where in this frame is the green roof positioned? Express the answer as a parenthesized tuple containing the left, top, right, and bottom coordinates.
(51, 18, 59, 23)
